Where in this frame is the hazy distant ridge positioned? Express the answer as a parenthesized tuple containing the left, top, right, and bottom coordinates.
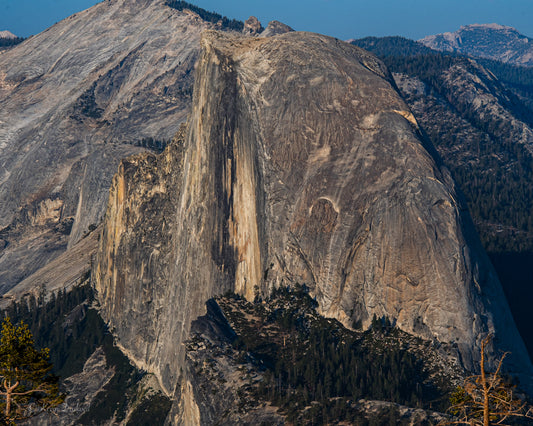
(420, 23, 533, 67)
(0, 30, 17, 39)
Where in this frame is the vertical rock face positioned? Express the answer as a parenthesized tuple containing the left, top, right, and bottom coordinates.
(95, 30, 533, 396)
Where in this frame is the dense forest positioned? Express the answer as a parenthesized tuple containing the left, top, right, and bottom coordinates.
(213, 285, 455, 424)
(0, 36, 24, 48)
(165, 0, 244, 31)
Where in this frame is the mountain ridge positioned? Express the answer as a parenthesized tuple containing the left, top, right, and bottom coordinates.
(0, 1, 532, 423)
(350, 34, 533, 363)
(0, 0, 209, 294)
(420, 23, 533, 67)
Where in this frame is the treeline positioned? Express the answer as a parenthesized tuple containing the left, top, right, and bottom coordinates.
(133, 136, 169, 153)
(478, 57, 533, 88)
(2, 283, 106, 378)
(222, 286, 449, 424)
(165, 1, 244, 31)
(382, 54, 533, 129)
(352, 36, 436, 58)
(352, 36, 533, 95)
(0, 36, 24, 48)
(477, 57, 533, 110)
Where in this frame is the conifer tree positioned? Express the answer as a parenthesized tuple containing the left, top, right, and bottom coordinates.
(0, 317, 64, 423)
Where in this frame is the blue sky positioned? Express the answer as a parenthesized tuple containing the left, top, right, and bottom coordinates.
(1, 0, 532, 40)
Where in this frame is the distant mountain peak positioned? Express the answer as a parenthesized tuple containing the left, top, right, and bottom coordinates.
(420, 23, 533, 66)
(0, 30, 17, 39)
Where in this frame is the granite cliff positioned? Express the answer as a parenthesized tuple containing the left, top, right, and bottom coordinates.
(0, 0, 294, 300)
(0, 0, 209, 294)
(350, 35, 533, 358)
(1, 1, 532, 422)
(94, 28, 533, 408)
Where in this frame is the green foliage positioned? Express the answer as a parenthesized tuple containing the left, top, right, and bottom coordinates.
(442, 336, 533, 425)
(219, 286, 450, 424)
(0, 317, 64, 422)
(3, 283, 105, 378)
(478, 58, 533, 92)
(352, 36, 436, 57)
(165, 1, 244, 31)
(1, 284, 172, 424)
(133, 137, 169, 153)
(448, 386, 470, 416)
(75, 81, 104, 119)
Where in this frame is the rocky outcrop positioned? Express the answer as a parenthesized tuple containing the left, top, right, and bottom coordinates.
(420, 24, 533, 67)
(94, 127, 187, 394)
(242, 16, 263, 36)
(261, 21, 294, 37)
(24, 348, 115, 426)
(94, 28, 533, 400)
(0, 0, 210, 293)
(0, 229, 97, 309)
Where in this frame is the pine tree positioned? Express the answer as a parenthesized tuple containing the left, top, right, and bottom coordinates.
(442, 335, 533, 425)
(0, 317, 64, 423)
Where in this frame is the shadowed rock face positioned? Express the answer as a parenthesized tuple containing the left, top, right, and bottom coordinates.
(95, 29, 533, 397)
(0, 0, 209, 292)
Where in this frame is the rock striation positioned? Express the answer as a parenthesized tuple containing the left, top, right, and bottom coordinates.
(94, 29, 533, 402)
(0, 0, 211, 293)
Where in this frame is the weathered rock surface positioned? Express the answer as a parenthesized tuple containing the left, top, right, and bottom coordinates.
(23, 347, 115, 426)
(94, 29, 533, 400)
(242, 16, 263, 36)
(0, 229, 98, 310)
(168, 298, 286, 425)
(0, 0, 210, 293)
(260, 21, 294, 37)
(420, 24, 533, 67)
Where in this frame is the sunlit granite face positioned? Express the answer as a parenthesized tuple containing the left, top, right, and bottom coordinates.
(94, 28, 533, 402)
